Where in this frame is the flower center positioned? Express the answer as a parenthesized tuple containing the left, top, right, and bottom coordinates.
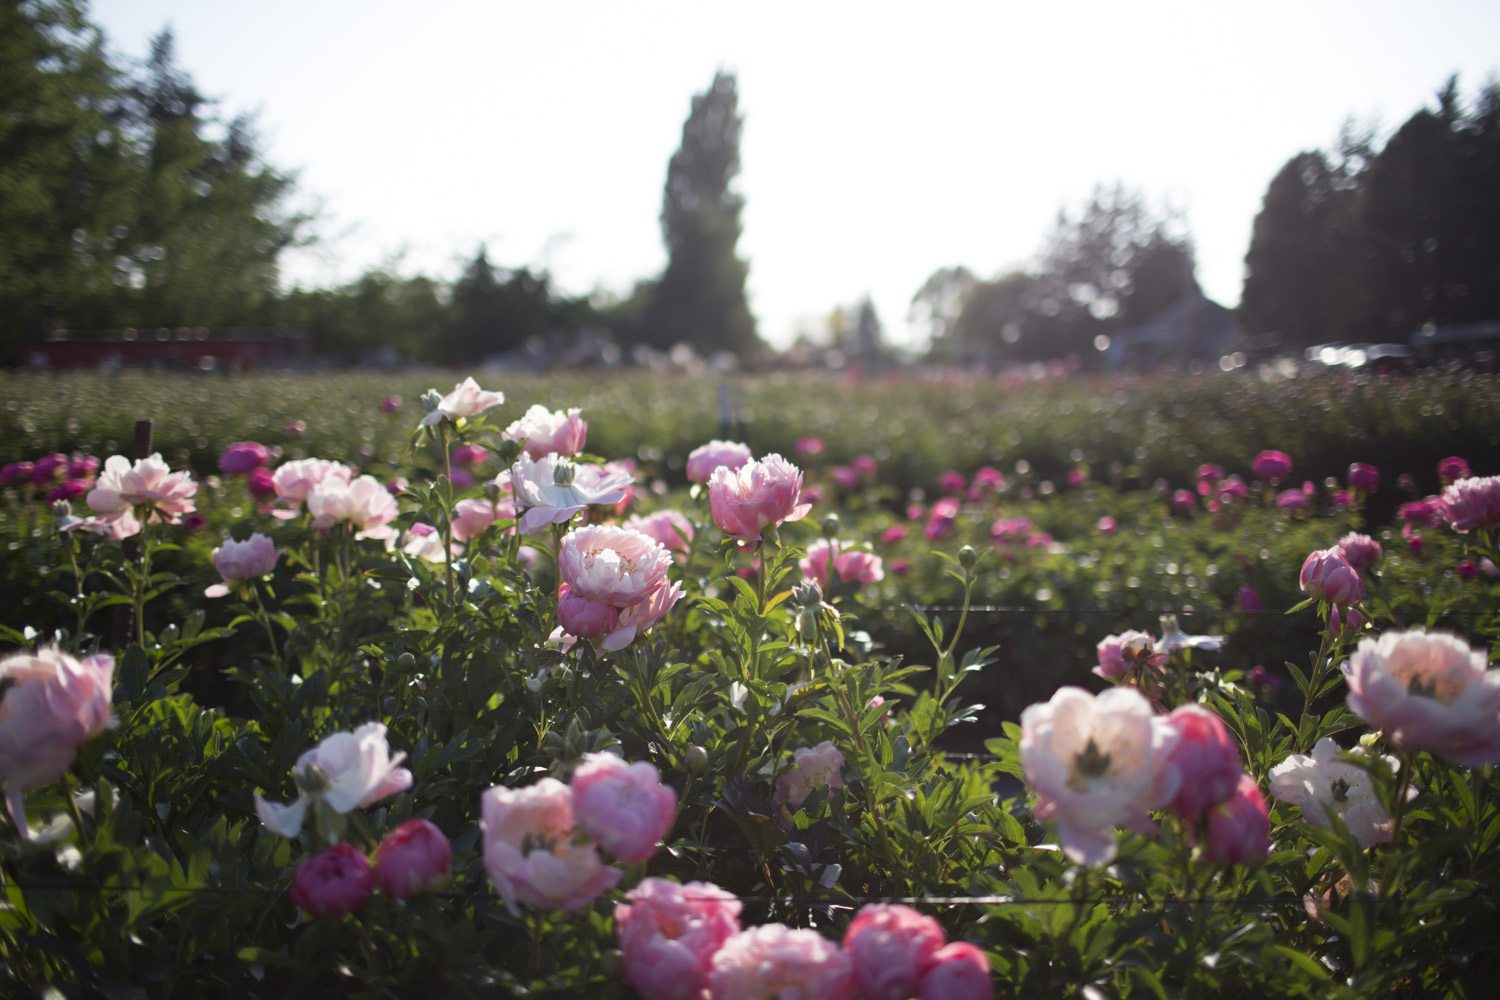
(552, 462, 576, 487)
(1068, 738, 1113, 790)
(1330, 778, 1350, 803)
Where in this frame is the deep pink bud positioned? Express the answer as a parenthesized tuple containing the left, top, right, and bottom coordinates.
(1252, 450, 1293, 481)
(1200, 774, 1270, 866)
(1347, 463, 1378, 492)
(1458, 560, 1480, 581)
(218, 441, 270, 475)
(917, 941, 993, 1000)
(1299, 548, 1364, 605)
(373, 819, 451, 901)
(451, 443, 489, 467)
(557, 584, 621, 639)
(1162, 705, 1242, 819)
(1171, 489, 1196, 514)
(1438, 455, 1470, 484)
(290, 843, 375, 918)
(31, 453, 69, 484)
(246, 466, 277, 499)
(844, 904, 946, 1000)
(46, 479, 90, 502)
(939, 470, 966, 495)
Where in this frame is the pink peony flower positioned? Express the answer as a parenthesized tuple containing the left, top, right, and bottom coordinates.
(419, 376, 505, 428)
(795, 436, 825, 458)
(1275, 488, 1308, 510)
(255, 722, 413, 840)
(1093, 631, 1161, 682)
(917, 942, 993, 1000)
(1269, 737, 1406, 848)
(1439, 475, 1500, 534)
(205, 533, 278, 598)
(504, 404, 587, 459)
(290, 843, 375, 919)
(480, 777, 622, 912)
(880, 524, 909, 545)
(46, 479, 90, 503)
(246, 466, 277, 500)
(800, 539, 885, 591)
(616, 877, 742, 1000)
(1335, 532, 1382, 574)
(708, 924, 854, 1000)
(1400, 497, 1444, 528)
(1196, 463, 1224, 488)
(1170, 489, 1197, 514)
(451, 443, 489, 467)
(556, 585, 621, 639)
(86, 453, 197, 526)
(451, 497, 512, 542)
(1096, 516, 1119, 535)
(1200, 774, 1269, 866)
(1252, 450, 1293, 481)
(1019, 686, 1179, 866)
(271, 458, 353, 517)
(1160, 705, 1242, 820)
(381, 394, 402, 413)
(67, 455, 100, 479)
(218, 441, 270, 475)
(1438, 455, 1471, 484)
(843, 904, 947, 1000)
(775, 741, 845, 809)
(373, 818, 451, 901)
(307, 475, 400, 541)
(939, 470, 967, 495)
(1347, 463, 1379, 492)
(559, 525, 671, 605)
(1299, 548, 1363, 606)
(402, 522, 456, 564)
(1342, 629, 1500, 766)
(570, 752, 677, 863)
(510, 453, 633, 534)
(625, 510, 695, 556)
(1327, 605, 1367, 638)
(708, 454, 812, 543)
(0, 647, 114, 838)
(686, 440, 753, 484)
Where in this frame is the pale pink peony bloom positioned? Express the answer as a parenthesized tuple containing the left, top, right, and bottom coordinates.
(800, 539, 885, 591)
(610, 580, 685, 651)
(1093, 630, 1162, 682)
(1335, 532, 1382, 574)
(255, 722, 413, 840)
(218, 441, 270, 475)
(1269, 737, 1406, 848)
(59, 508, 142, 540)
(558, 525, 672, 607)
(452, 497, 512, 542)
(0, 647, 114, 838)
(708, 923, 855, 1000)
(843, 904, 947, 1000)
(1299, 548, 1363, 606)
(1160, 705, 1242, 820)
(1252, 450, 1293, 481)
(510, 453, 632, 534)
(206, 533, 279, 597)
(373, 818, 451, 901)
(401, 523, 456, 564)
(86, 453, 197, 526)
(625, 510, 695, 555)
(307, 475, 400, 541)
(480, 777, 622, 912)
(917, 941, 993, 1000)
(708, 454, 812, 543)
(290, 843, 375, 918)
(504, 404, 588, 459)
(570, 752, 677, 863)
(775, 741, 845, 809)
(615, 877, 742, 1000)
(1019, 686, 1180, 866)
(419, 376, 505, 428)
(1200, 774, 1270, 866)
(271, 458, 353, 518)
(1439, 475, 1500, 534)
(1342, 629, 1500, 766)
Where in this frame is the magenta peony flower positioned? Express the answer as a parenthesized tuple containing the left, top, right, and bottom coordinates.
(480, 777, 621, 912)
(708, 924, 854, 1000)
(46, 479, 90, 503)
(1347, 463, 1379, 492)
(0, 647, 114, 837)
(1275, 488, 1309, 510)
(373, 818, 451, 901)
(1342, 629, 1500, 766)
(0, 461, 35, 487)
(800, 539, 885, 591)
(570, 752, 677, 863)
(1438, 455, 1471, 484)
(880, 524, 909, 545)
(381, 394, 402, 413)
(1161, 705, 1242, 820)
(970, 465, 1005, 496)
(86, 453, 197, 528)
(1269, 737, 1405, 848)
(1335, 532, 1382, 574)
(616, 878, 742, 1000)
(1299, 548, 1363, 606)
(1020, 686, 1179, 866)
(686, 440, 753, 484)
(1096, 516, 1119, 535)
(67, 455, 100, 480)
(939, 470, 967, 495)
(775, 741, 845, 809)
(246, 466, 277, 500)
(625, 510, 695, 556)
(843, 904, 947, 1000)
(708, 454, 812, 543)
(1171, 489, 1197, 514)
(1200, 774, 1269, 865)
(420, 376, 505, 428)
(1327, 604, 1368, 638)
(1439, 475, 1500, 534)
(206, 533, 279, 598)
(1237, 586, 1264, 613)
(31, 453, 68, 484)
(504, 404, 587, 459)
(450, 443, 489, 467)
(218, 441, 270, 475)
(1400, 497, 1443, 528)
(917, 941, 993, 1000)
(290, 843, 375, 918)
(1458, 560, 1480, 581)
(1252, 450, 1293, 481)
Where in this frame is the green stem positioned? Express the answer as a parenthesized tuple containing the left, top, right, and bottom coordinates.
(133, 508, 153, 648)
(439, 422, 456, 605)
(249, 582, 281, 663)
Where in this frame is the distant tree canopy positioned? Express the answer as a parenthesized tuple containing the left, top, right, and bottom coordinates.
(641, 70, 759, 357)
(1242, 78, 1500, 351)
(923, 184, 1196, 365)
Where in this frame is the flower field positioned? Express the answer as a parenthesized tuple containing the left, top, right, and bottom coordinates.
(2, 366, 1500, 997)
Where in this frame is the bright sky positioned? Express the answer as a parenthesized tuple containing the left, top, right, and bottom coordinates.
(90, 0, 1500, 349)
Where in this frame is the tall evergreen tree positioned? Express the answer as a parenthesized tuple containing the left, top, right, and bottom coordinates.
(642, 70, 758, 356)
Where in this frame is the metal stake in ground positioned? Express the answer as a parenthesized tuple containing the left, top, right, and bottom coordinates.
(111, 419, 153, 649)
